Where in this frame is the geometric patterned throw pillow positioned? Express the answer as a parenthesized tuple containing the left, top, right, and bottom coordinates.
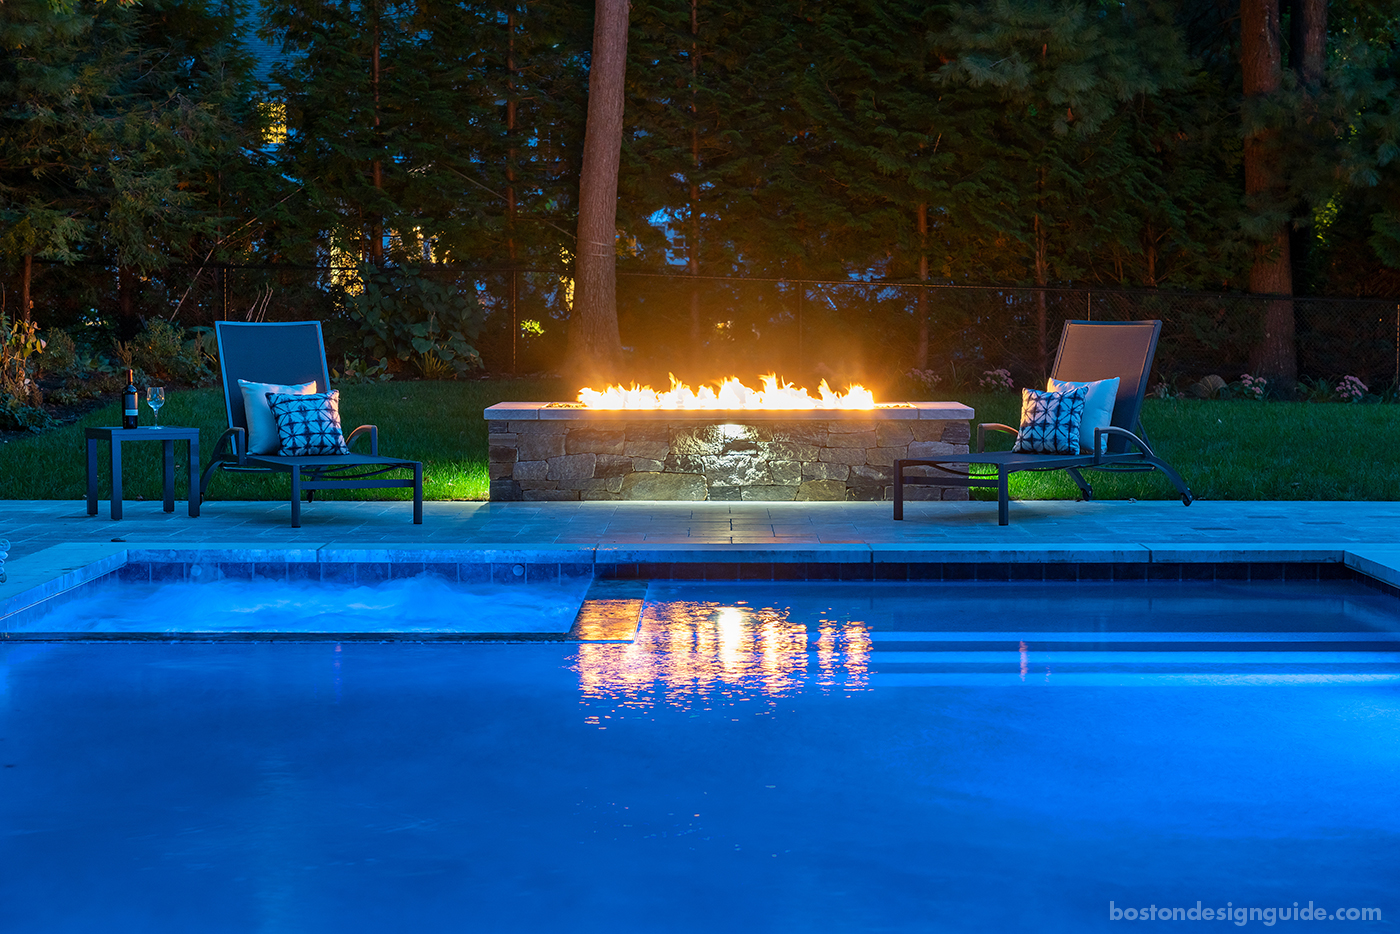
(267, 390, 350, 456)
(1011, 384, 1088, 454)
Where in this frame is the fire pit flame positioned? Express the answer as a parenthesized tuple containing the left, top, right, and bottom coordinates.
(577, 374, 875, 410)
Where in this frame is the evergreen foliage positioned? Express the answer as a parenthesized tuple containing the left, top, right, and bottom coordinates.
(2, 0, 1398, 350)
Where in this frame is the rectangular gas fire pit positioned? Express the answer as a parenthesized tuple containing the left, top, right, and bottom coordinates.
(484, 402, 973, 502)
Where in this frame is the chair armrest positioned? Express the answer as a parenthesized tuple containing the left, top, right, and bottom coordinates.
(347, 424, 379, 456)
(210, 427, 248, 465)
(976, 422, 1018, 453)
(1093, 426, 1156, 464)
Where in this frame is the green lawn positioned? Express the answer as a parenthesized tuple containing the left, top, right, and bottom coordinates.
(0, 379, 562, 504)
(1, 383, 1396, 502)
(965, 392, 1400, 502)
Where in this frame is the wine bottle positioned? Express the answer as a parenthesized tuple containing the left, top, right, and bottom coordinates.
(122, 369, 139, 429)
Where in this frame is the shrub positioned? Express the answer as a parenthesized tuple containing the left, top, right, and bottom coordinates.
(40, 328, 78, 377)
(906, 368, 942, 394)
(0, 314, 53, 431)
(1232, 373, 1268, 400)
(1336, 375, 1368, 403)
(342, 265, 484, 377)
(978, 368, 1014, 393)
(130, 318, 214, 385)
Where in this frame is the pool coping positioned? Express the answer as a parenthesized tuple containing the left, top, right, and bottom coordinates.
(4, 540, 1400, 638)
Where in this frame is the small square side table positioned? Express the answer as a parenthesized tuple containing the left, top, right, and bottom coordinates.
(85, 426, 200, 520)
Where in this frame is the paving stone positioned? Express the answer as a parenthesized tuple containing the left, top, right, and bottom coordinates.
(670, 426, 724, 456)
(566, 429, 625, 455)
(911, 420, 955, 442)
(523, 488, 579, 501)
(488, 479, 521, 501)
(594, 454, 633, 478)
(852, 464, 894, 483)
(762, 442, 820, 461)
(561, 477, 625, 492)
(620, 471, 707, 501)
(624, 440, 670, 459)
(802, 462, 850, 481)
(625, 425, 670, 443)
(514, 460, 549, 481)
(517, 431, 566, 461)
(908, 440, 962, 459)
(876, 424, 914, 447)
(942, 421, 973, 444)
(826, 429, 877, 448)
(796, 479, 847, 501)
(865, 446, 908, 467)
(769, 425, 827, 446)
(488, 444, 518, 464)
(741, 485, 799, 501)
(547, 453, 597, 480)
(510, 420, 566, 435)
(818, 447, 870, 466)
(770, 460, 802, 485)
(488, 459, 516, 480)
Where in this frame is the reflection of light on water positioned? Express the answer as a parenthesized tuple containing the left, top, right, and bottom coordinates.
(573, 600, 869, 714)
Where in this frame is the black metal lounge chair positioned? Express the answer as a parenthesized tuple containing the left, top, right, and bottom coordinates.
(200, 320, 423, 527)
(894, 319, 1193, 526)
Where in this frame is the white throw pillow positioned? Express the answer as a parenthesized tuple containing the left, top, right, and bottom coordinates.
(238, 379, 317, 454)
(1047, 376, 1120, 454)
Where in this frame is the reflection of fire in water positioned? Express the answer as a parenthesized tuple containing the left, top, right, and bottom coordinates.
(574, 601, 870, 716)
(576, 374, 876, 410)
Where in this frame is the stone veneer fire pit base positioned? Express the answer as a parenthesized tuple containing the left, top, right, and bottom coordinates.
(485, 402, 974, 502)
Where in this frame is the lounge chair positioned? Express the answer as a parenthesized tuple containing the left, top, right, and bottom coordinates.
(200, 320, 423, 527)
(894, 319, 1193, 525)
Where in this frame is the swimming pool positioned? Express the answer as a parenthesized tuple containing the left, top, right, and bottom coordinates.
(1, 579, 1395, 931)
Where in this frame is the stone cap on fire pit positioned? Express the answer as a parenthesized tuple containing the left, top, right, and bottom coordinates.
(483, 401, 974, 421)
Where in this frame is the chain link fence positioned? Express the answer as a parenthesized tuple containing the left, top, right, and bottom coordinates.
(24, 261, 1400, 393)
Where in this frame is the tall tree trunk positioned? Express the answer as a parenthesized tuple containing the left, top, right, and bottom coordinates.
(1033, 218, 1048, 379)
(688, 0, 700, 364)
(20, 253, 32, 323)
(118, 264, 138, 336)
(1033, 191, 1049, 379)
(916, 202, 929, 370)
(369, 2, 385, 266)
(567, 0, 629, 383)
(1242, 0, 1295, 382)
(507, 7, 518, 374)
(1287, 0, 1328, 296)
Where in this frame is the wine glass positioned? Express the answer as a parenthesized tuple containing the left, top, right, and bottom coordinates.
(147, 387, 166, 428)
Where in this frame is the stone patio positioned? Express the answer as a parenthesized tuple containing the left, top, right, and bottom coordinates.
(5, 497, 1400, 587)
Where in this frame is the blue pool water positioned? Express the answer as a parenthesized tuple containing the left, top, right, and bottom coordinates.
(19, 575, 593, 634)
(1, 579, 1396, 932)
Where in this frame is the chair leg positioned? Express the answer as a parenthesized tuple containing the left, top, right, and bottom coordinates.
(290, 466, 302, 528)
(893, 460, 904, 521)
(1066, 467, 1094, 502)
(997, 467, 1010, 526)
(1144, 456, 1194, 506)
(413, 463, 423, 524)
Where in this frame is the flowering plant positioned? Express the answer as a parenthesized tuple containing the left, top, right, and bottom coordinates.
(978, 368, 1014, 393)
(1336, 375, 1368, 403)
(906, 368, 942, 393)
(1237, 373, 1268, 400)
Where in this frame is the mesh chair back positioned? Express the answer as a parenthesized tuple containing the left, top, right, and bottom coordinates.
(214, 321, 331, 432)
(1049, 320, 1161, 454)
